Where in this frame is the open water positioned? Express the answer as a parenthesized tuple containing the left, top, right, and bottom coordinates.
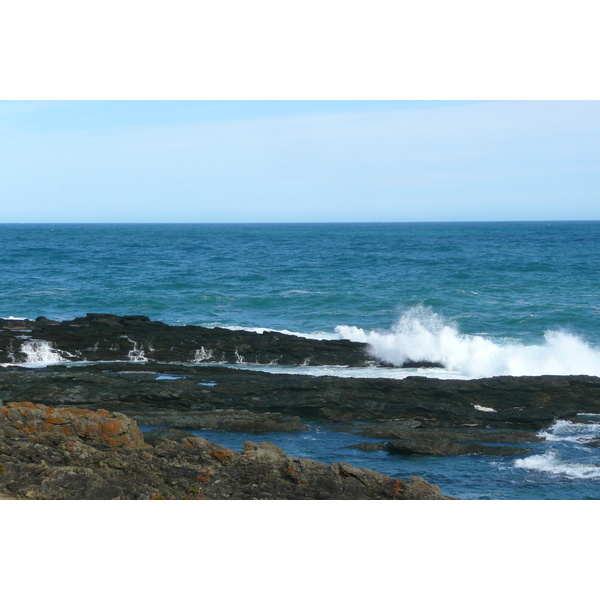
(2, 221, 600, 499)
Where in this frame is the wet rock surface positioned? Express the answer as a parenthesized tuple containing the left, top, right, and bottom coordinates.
(347, 425, 539, 456)
(0, 313, 430, 367)
(386, 438, 529, 457)
(1, 362, 598, 431)
(0, 403, 451, 500)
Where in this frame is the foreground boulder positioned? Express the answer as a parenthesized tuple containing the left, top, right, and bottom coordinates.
(0, 401, 145, 448)
(0, 403, 451, 500)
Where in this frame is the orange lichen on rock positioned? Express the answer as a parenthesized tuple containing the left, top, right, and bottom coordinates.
(0, 402, 145, 448)
(210, 448, 235, 463)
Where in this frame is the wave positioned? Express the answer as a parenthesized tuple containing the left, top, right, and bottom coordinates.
(336, 306, 600, 378)
(280, 289, 328, 296)
(514, 451, 600, 480)
(538, 418, 600, 443)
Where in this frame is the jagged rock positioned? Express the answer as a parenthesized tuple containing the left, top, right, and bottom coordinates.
(0, 401, 145, 448)
(0, 406, 451, 500)
(143, 428, 193, 444)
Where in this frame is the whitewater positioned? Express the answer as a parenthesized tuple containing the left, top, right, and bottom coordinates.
(335, 305, 600, 379)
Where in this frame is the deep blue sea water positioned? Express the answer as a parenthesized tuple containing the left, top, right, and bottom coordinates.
(2, 222, 600, 499)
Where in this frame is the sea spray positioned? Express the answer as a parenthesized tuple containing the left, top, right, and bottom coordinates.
(193, 347, 214, 362)
(336, 305, 600, 378)
(20, 340, 67, 365)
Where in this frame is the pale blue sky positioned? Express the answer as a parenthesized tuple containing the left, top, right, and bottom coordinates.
(1, 101, 599, 223)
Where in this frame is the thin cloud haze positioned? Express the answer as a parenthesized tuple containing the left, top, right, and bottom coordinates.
(1, 101, 598, 222)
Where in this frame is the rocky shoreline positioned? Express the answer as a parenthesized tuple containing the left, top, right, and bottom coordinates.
(2, 314, 600, 499)
(0, 401, 450, 500)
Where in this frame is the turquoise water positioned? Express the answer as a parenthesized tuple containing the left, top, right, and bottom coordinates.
(2, 222, 600, 342)
(2, 222, 600, 498)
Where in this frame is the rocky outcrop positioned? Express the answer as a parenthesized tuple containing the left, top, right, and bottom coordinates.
(0, 401, 145, 448)
(0, 314, 372, 367)
(0, 404, 451, 500)
(0, 314, 440, 368)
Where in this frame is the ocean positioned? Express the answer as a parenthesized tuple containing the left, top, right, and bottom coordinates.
(2, 221, 600, 499)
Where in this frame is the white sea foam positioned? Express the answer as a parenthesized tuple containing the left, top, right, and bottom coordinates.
(127, 341, 147, 362)
(538, 419, 600, 443)
(19, 340, 68, 365)
(192, 347, 214, 362)
(514, 451, 600, 479)
(336, 306, 600, 378)
(228, 363, 463, 379)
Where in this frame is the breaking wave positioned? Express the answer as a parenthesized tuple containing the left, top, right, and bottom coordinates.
(336, 306, 600, 378)
(514, 451, 600, 480)
(539, 419, 600, 443)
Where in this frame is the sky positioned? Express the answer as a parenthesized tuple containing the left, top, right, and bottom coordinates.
(1, 100, 599, 223)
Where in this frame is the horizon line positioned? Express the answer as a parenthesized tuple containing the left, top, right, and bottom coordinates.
(1, 219, 600, 226)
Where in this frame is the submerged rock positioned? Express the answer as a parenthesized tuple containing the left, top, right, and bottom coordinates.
(386, 439, 530, 457)
(349, 424, 539, 443)
(348, 427, 537, 456)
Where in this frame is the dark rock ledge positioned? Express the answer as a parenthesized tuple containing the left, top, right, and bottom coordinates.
(0, 402, 451, 500)
(0, 313, 441, 368)
(2, 362, 599, 431)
